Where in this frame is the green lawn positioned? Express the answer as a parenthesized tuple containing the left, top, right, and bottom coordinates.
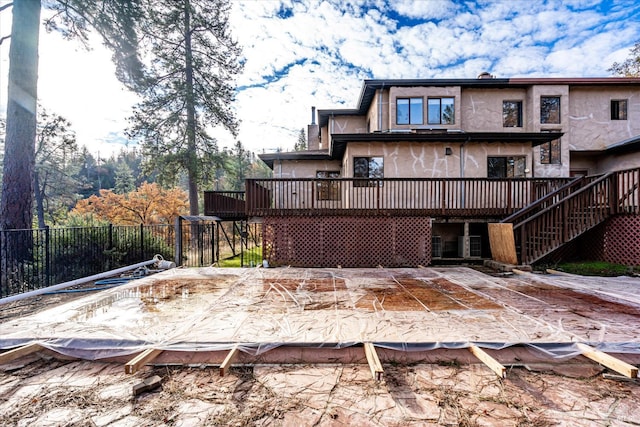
(218, 246, 263, 267)
(554, 261, 639, 277)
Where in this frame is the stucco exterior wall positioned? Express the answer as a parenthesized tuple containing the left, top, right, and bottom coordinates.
(342, 141, 532, 178)
(460, 88, 529, 131)
(273, 159, 342, 178)
(596, 152, 640, 173)
(366, 89, 390, 132)
(568, 87, 640, 151)
(328, 116, 367, 135)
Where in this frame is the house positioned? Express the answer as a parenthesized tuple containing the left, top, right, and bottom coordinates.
(206, 75, 640, 268)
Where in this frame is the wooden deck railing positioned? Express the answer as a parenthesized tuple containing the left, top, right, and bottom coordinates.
(203, 191, 246, 219)
(241, 177, 573, 218)
(513, 167, 640, 264)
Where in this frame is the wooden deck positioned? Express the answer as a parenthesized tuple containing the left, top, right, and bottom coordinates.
(205, 177, 574, 219)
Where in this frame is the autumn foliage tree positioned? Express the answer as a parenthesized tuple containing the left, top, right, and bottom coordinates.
(72, 182, 188, 225)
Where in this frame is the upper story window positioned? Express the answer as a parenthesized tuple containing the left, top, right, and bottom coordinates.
(503, 100, 523, 127)
(540, 96, 561, 124)
(611, 100, 628, 120)
(428, 97, 455, 124)
(396, 98, 423, 125)
(354, 156, 383, 187)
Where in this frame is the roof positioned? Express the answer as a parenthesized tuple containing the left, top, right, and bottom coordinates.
(318, 77, 640, 127)
(258, 149, 332, 169)
(258, 131, 563, 169)
(605, 134, 640, 155)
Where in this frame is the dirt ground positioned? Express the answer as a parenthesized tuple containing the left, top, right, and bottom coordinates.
(0, 353, 638, 427)
(1, 267, 639, 426)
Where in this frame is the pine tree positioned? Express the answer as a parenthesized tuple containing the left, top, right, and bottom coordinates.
(609, 41, 640, 76)
(294, 128, 307, 151)
(128, 0, 243, 215)
(34, 108, 80, 228)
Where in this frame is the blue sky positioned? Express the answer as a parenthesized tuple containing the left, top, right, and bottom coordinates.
(1, 0, 640, 156)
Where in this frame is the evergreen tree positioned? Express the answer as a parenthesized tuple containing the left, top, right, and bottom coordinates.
(114, 163, 136, 194)
(128, 0, 243, 215)
(609, 41, 640, 76)
(294, 128, 307, 151)
(226, 141, 253, 191)
(34, 108, 80, 227)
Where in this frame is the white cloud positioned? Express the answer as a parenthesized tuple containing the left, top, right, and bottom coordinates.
(2, 0, 640, 159)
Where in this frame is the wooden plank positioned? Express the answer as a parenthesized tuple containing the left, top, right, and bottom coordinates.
(132, 375, 162, 396)
(363, 343, 384, 381)
(125, 349, 163, 374)
(0, 343, 42, 364)
(577, 343, 638, 379)
(488, 223, 518, 265)
(219, 345, 240, 377)
(468, 345, 506, 379)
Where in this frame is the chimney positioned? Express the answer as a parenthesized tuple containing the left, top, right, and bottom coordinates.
(477, 71, 495, 79)
(307, 106, 319, 150)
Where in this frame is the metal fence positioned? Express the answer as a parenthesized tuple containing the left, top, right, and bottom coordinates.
(1, 220, 262, 298)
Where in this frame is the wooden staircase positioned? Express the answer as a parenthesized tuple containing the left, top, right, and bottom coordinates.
(502, 167, 640, 265)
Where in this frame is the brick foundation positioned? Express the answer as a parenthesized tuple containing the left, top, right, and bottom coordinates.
(263, 216, 431, 267)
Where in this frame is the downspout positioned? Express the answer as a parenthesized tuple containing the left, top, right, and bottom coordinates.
(460, 138, 470, 207)
(378, 84, 384, 131)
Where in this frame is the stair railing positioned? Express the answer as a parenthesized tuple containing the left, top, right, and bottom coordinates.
(513, 172, 613, 264)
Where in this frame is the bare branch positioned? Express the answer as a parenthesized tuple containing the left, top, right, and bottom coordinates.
(0, 35, 10, 45)
(0, 2, 13, 13)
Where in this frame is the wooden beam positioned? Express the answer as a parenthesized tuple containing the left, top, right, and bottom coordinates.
(219, 345, 240, 377)
(125, 349, 163, 374)
(576, 343, 638, 379)
(364, 343, 384, 381)
(0, 343, 42, 364)
(469, 345, 506, 379)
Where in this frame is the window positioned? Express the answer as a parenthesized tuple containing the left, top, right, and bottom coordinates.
(611, 100, 627, 120)
(540, 139, 561, 164)
(487, 156, 526, 178)
(353, 157, 383, 187)
(428, 97, 455, 124)
(316, 171, 341, 200)
(540, 96, 561, 124)
(396, 98, 423, 125)
(503, 100, 522, 127)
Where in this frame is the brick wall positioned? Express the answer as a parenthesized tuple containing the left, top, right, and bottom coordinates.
(263, 216, 431, 267)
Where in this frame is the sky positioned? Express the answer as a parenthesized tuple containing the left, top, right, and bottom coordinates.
(1, 0, 640, 158)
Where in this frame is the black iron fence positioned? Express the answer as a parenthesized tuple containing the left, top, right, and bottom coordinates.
(1, 220, 262, 298)
(0, 224, 174, 298)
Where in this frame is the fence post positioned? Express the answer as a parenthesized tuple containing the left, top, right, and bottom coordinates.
(175, 217, 183, 266)
(140, 223, 144, 262)
(608, 172, 618, 215)
(0, 230, 3, 297)
(45, 226, 51, 288)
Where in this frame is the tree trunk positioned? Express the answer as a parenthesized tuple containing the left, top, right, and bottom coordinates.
(1, 0, 41, 232)
(183, 0, 199, 216)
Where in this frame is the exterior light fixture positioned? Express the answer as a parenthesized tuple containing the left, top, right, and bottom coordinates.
(445, 147, 453, 155)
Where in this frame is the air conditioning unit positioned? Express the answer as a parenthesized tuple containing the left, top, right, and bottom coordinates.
(432, 236, 442, 258)
(458, 236, 482, 258)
